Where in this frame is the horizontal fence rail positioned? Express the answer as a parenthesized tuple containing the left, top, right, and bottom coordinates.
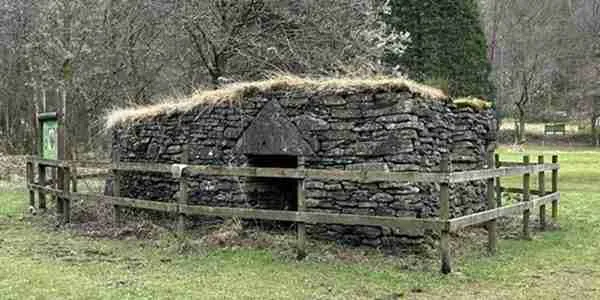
(448, 164, 560, 183)
(27, 183, 445, 232)
(28, 157, 559, 184)
(449, 192, 560, 231)
(26, 153, 561, 275)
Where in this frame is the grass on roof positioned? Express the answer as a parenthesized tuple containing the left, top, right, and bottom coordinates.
(105, 75, 448, 129)
(453, 97, 492, 110)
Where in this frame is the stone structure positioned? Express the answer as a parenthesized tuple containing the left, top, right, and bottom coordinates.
(109, 78, 496, 250)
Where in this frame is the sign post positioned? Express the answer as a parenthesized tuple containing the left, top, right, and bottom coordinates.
(41, 118, 58, 160)
(36, 111, 69, 221)
(37, 112, 59, 210)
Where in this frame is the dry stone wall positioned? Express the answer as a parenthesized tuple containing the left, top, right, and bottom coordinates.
(114, 88, 496, 251)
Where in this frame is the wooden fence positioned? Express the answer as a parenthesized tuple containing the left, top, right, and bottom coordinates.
(25, 151, 560, 274)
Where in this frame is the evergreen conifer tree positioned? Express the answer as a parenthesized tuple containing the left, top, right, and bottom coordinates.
(384, 0, 493, 99)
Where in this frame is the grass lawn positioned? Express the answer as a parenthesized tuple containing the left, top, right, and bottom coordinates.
(1, 146, 599, 299)
(499, 119, 583, 134)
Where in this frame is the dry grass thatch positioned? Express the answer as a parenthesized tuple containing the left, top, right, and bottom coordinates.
(453, 97, 492, 110)
(105, 75, 448, 129)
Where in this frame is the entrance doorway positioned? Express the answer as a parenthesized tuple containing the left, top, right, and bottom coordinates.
(246, 155, 298, 212)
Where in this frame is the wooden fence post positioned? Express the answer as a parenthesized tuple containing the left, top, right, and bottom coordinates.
(439, 153, 451, 274)
(296, 157, 307, 260)
(56, 167, 64, 215)
(29, 108, 38, 208)
(177, 145, 190, 235)
(38, 163, 46, 210)
(71, 165, 78, 193)
(35, 108, 47, 211)
(70, 150, 78, 193)
(63, 165, 71, 223)
(112, 145, 122, 223)
(552, 155, 559, 219)
(27, 162, 35, 207)
(522, 155, 531, 240)
(495, 153, 502, 208)
(538, 155, 546, 230)
(487, 150, 497, 254)
(56, 107, 66, 218)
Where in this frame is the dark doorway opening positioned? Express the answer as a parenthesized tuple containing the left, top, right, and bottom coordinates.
(246, 155, 298, 213)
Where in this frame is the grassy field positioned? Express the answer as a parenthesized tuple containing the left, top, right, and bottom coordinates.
(1, 146, 599, 299)
(499, 119, 582, 134)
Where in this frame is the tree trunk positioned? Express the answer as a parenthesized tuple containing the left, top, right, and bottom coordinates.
(4, 101, 9, 138)
(519, 115, 526, 143)
(592, 96, 600, 147)
(592, 116, 599, 147)
(515, 73, 530, 145)
(516, 104, 526, 144)
(513, 119, 520, 144)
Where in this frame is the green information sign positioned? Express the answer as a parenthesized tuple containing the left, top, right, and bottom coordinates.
(42, 119, 58, 160)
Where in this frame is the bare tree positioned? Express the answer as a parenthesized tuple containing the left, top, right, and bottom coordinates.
(0, 0, 409, 153)
(180, 0, 275, 86)
(572, 0, 600, 145)
(179, 0, 410, 86)
(482, 0, 573, 142)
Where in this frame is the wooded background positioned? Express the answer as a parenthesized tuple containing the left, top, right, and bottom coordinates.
(0, 0, 599, 154)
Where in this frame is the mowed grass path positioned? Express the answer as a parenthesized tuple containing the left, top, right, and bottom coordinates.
(1, 146, 599, 299)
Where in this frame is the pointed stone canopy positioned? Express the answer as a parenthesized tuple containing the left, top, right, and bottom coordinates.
(236, 100, 315, 156)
